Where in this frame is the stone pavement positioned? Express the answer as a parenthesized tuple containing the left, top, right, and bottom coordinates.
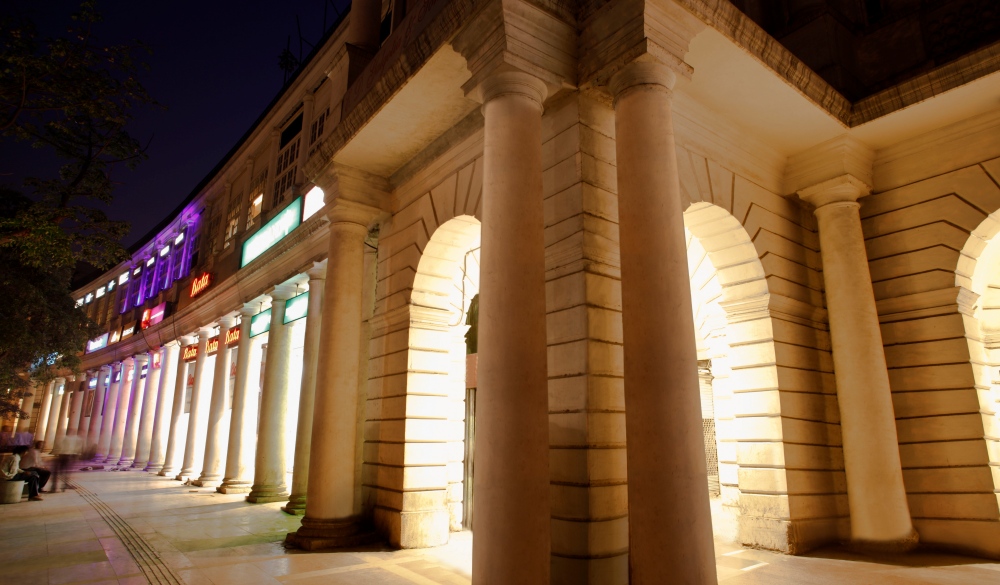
(1, 468, 999, 584)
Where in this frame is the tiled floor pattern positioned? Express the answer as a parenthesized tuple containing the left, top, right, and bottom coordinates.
(2, 466, 1000, 584)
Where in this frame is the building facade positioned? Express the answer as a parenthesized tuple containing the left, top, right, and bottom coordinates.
(17, 0, 1000, 582)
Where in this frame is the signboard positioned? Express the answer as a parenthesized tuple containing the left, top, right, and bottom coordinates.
(182, 345, 198, 362)
(113, 370, 122, 383)
(190, 272, 212, 298)
(241, 197, 302, 268)
(283, 291, 309, 324)
(184, 372, 195, 413)
(207, 336, 220, 356)
(228, 350, 238, 404)
(140, 363, 148, 379)
(121, 322, 137, 340)
(88, 377, 97, 389)
(152, 351, 161, 369)
(109, 328, 121, 344)
(225, 327, 241, 347)
(86, 332, 109, 353)
(250, 309, 271, 338)
(141, 302, 167, 329)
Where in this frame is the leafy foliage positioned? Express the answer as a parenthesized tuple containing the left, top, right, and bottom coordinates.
(0, 1, 154, 420)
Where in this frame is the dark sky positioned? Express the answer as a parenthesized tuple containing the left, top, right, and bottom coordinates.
(1, 0, 350, 248)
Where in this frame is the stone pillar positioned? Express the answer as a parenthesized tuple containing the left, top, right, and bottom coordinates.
(34, 380, 56, 444)
(247, 285, 298, 503)
(15, 381, 38, 434)
(111, 355, 148, 466)
(96, 361, 127, 462)
(44, 378, 66, 452)
(52, 376, 75, 454)
(178, 329, 213, 481)
(283, 263, 327, 514)
(85, 366, 112, 450)
(610, 61, 717, 583)
(464, 71, 553, 583)
(133, 348, 165, 468)
(160, 337, 196, 477)
(147, 341, 181, 472)
(286, 202, 379, 549)
(219, 305, 260, 494)
(347, 0, 381, 50)
(799, 175, 917, 549)
(66, 376, 86, 437)
(195, 316, 237, 487)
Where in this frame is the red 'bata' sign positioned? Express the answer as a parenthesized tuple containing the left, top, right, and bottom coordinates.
(225, 327, 240, 346)
(206, 336, 220, 356)
(190, 272, 212, 298)
(182, 345, 198, 361)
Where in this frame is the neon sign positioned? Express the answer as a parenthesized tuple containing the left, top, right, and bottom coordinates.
(86, 333, 109, 353)
(283, 291, 309, 324)
(152, 351, 161, 369)
(241, 197, 301, 268)
(121, 323, 136, 339)
(190, 272, 212, 298)
(206, 336, 220, 356)
(250, 309, 271, 338)
(110, 328, 121, 344)
(141, 302, 167, 329)
(182, 345, 198, 361)
(225, 327, 241, 346)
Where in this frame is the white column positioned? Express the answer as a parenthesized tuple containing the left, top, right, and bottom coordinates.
(108, 357, 144, 464)
(116, 354, 150, 466)
(160, 337, 196, 477)
(85, 366, 112, 450)
(467, 71, 552, 582)
(610, 61, 717, 584)
(44, 378, 66, 452)
(195, 316, 237, 487)
(66, 376, 87, 437)
(248, 285, 298, 503)
(15, 381, 39, 434)
(799, 175, 917, 549)
(284, 263, 327, 514)
(219, 305, 260, 494)
(133, 349, 165, 468)
(96, 361, 126, 462)
(147, 341, 181, 472)
(286, 202, 378, 549)
(34, 380, 56, 444)
(177, 329, 213, 481)
(52, 376, 75, 455)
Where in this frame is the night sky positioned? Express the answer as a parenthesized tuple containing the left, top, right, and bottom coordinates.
(1, 0, 351, 249)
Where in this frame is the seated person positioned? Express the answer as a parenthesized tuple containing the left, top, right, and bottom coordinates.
(0, 445, 43, 501)
(18, 441, 51, 492)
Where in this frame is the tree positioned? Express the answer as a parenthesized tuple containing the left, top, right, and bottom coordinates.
(0, 1, 155, 420)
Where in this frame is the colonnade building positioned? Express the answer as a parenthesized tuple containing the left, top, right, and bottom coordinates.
(12, 0, 1000, 582)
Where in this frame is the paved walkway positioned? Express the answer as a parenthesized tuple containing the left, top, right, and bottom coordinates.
(2, 467, 999, 584)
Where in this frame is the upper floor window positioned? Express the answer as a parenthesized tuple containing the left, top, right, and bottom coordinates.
(309, 108, 328, 145)
(247, 171, 267, 231)
(224, 190, 241, 249)
(273, 113, 303, 208)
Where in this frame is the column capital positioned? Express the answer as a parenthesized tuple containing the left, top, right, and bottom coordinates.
(240, 303, 260, 317)
(307, 260, 327, 282)
(313, 163, 390, 216)
(798, 174, 872, 210)
(268, 283, 299, 302)
(179, 335, 198, 347)
(476, 70, 548, 108)
(99, 364, 113, 374)
(163, 339, 181, 349)
(197, 327, 214, 340)
(218, 315, 238, 330)
(325, 198, 383, 233)
(608, 60, 677, 104)
(133, 353, 150, 365)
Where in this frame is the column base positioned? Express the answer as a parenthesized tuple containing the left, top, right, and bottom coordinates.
(174, 473, 192, 482)
(281, 495, 306, 515)
(246, 485, 290, 503)
(217, 483, 252, 494)
(157, 467, 177, 477)
(131, 460, 148, 469)
(144, 463, 163, 473)
(847, 530, 919, 555)
(285, 516, 380, 550)
(117, 458, 135, 467)
(191, 478, 222, 488)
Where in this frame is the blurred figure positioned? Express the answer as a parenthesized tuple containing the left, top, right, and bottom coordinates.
(1, 445, 43, 501)
(18, 441, 51, 492)
(53, 433, 82, 491)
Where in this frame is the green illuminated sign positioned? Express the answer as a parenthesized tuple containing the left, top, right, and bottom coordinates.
(283, 291, 309, 324)
(250, 309, 271, 338)
(241, 197, 302, 268)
